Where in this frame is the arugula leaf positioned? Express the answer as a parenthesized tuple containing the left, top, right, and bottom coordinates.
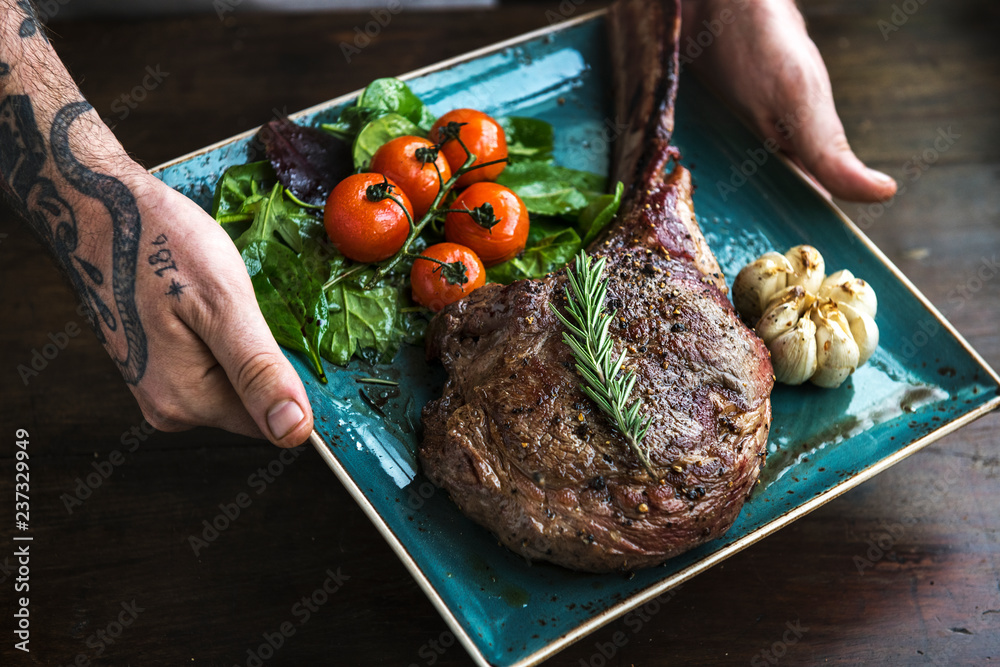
(323, 278, 401, 366)
(499, 116, 554, 164)
(357, 78, 437, 131)
(353, 113, 426, 171)
(242, 240, 329, 382)
(496, 162, 606, 217)
(577, 180, 624, 245)
(487, 219, 582, 284)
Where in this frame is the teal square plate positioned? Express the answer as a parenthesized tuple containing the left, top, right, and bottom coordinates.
(150, 10, 1000, 667)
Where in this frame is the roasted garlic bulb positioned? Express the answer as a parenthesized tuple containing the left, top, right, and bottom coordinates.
(733, 245, 878, 388)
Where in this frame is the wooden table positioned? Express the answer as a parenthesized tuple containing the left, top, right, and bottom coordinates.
(2, 1, 998, 664)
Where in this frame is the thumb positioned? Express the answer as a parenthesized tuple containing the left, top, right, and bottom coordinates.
(196, 283, 314, 448)
(782, 92, 897, 203)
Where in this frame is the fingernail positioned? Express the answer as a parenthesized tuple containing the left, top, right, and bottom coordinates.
(867, 168, 895, 185)
(267, 400, 305, 440)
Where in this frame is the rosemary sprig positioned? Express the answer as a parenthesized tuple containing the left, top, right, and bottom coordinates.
(550, 251, 657, 481)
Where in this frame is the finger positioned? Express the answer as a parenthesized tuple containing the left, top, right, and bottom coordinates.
(132, 345, 264, 439)
(782, 90, 897, 203)
(188, 273, 314, 448)
(190, 363, 267, 439)
(788, 154, 832, 201)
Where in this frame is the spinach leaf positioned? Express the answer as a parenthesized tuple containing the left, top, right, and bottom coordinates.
(300, 236, 345, 286)
(357, 78, 436, 131)
(242, 239, 329, 383)
(496, 162, 606, 217)
(487, 219, 582, 284)
(577, 180, 624, 245)
(212, 162, 275, 240)
(233, 183, 319, 254)
(499, 116, 554, 164)
(212, 161, 275, 218)
(353, 113, 426, 171)
(323, 278, 401, 366)
(213, 166, 322, 253)
(321, 105, 378, 141)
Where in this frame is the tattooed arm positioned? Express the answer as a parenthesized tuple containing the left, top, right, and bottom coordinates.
(0, 0, 313, 447)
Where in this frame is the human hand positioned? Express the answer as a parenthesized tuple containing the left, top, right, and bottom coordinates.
(681, 0, 897, 202)
(0, 0, 310, 447)
(121, 171, 314, 447)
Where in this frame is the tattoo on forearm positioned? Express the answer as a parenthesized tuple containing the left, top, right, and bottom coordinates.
(0, 94, 148, 385)
(0, 62, 10, 76)
(16, 1, 44, 40)
(50, 101, 148, 384)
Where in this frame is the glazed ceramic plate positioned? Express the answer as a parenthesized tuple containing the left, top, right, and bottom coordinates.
(151, 10, 1000, 667)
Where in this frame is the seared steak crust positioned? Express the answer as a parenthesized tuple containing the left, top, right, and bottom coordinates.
(419, 0, 774, 573)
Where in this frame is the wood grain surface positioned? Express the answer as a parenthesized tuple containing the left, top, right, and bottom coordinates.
(1, 1, 998, 665)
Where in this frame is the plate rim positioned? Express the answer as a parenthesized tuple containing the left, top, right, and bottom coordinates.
(150, 9, 1000, 667)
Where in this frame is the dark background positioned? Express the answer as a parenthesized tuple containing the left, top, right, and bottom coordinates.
(2, 0, 999, 665)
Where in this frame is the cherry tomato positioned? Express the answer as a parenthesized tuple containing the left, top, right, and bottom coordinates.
(411, 243, 486, 312)
(369, 136, 452, 218)
(324, 173, 414, 263)
(430, 109, 508, 188)
(444, 182, 529, 267)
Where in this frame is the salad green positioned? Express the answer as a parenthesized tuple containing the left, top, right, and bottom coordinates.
(211, 77, 623, 377)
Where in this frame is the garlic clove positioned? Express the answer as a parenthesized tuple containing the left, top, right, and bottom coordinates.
(809, 303, 861, 388)
(755, 286, 814, 345)
(784, 245, 825, 294)
(732, 252, 792, 324)
(838, 303, 880, 365)
(819, 272, 878, 319)
(770, 316, 818, 385)
(820, 269, 855, 291)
